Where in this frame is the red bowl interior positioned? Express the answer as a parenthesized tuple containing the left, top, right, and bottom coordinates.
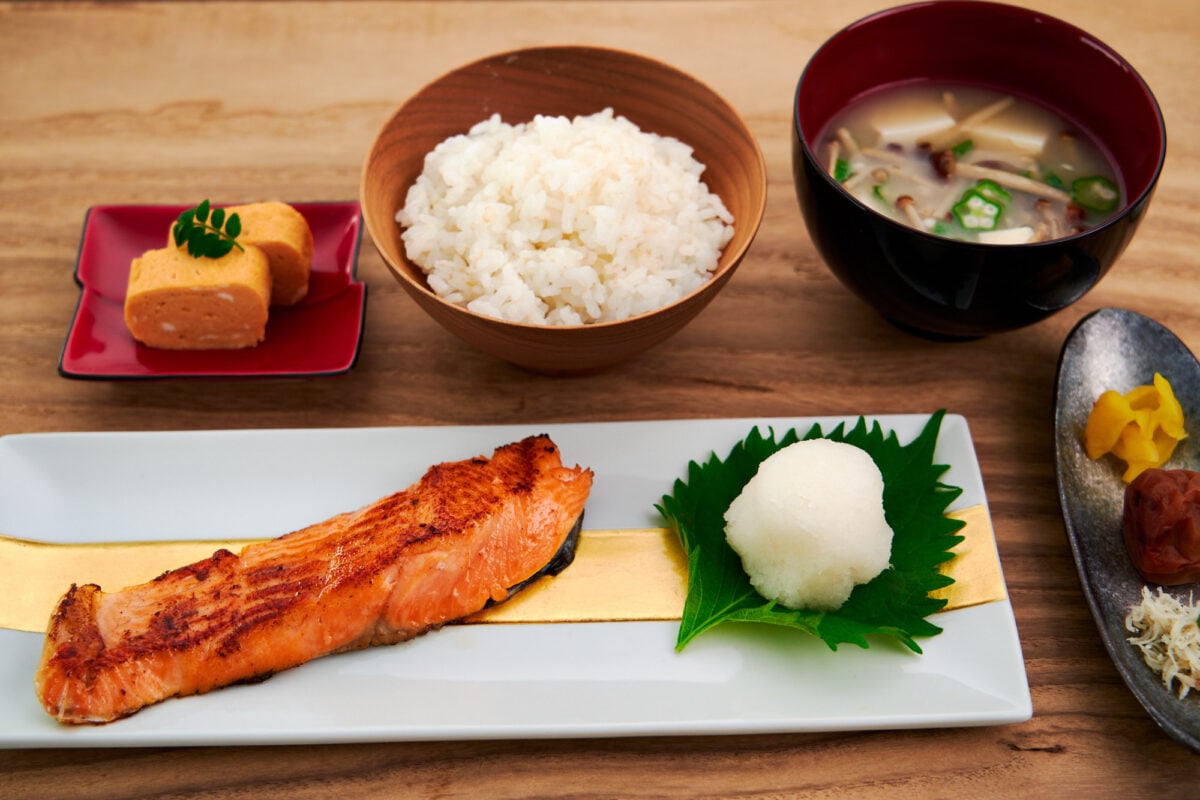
(796, 1, 1165, 205)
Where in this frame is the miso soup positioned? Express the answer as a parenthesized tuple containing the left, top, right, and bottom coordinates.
(819, 83, 1122, 244)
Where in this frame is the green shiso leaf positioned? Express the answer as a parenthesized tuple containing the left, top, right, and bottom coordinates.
(656, 411, 965, 654)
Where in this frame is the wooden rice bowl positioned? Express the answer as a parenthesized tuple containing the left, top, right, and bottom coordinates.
(361, 45, 766, 374)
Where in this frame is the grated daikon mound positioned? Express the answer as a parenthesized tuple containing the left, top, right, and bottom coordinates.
(723, 439, 894, 611)
(1126, 586, 1200, 699)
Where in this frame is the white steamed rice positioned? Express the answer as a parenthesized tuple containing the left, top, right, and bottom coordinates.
(395, 108, 735, 326)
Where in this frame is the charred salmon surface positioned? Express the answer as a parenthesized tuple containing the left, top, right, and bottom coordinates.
(34, 435, 593, 724)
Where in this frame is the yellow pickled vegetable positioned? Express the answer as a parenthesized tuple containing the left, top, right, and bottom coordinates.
(1084, 373, 1187, 482)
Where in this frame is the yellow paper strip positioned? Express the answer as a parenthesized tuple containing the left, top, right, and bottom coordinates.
(928, 505, 1007, 609)
(474, 504, 1006, 623)
(467, 527, 691, 624)
(0, 505, 1004, 634)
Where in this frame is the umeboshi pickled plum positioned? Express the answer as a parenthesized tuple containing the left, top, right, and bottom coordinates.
(1123, 468, 1200, 585)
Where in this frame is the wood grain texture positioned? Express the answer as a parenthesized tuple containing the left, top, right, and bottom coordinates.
(2, 0, 1200, 796)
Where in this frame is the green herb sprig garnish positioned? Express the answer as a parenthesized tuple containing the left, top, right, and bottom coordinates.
(172, 200, 244, 259)
(656, 411, 965, 654)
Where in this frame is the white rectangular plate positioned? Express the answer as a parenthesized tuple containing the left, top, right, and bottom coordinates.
(0, 415, 1030, 747)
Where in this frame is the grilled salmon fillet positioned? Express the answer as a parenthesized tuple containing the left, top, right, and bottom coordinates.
(35, 435, 592, 724)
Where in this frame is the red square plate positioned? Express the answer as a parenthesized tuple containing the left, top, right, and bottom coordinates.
(59, 202, 366, 379)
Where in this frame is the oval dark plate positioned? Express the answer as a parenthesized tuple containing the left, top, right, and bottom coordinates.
(1054, 307, 1200, 752)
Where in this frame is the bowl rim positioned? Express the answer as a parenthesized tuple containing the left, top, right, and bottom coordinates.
(791, 0, 1167, 251)
(361, 43, 768, 332)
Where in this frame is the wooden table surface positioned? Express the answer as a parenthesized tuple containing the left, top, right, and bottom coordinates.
(3, 0, 1199, 796)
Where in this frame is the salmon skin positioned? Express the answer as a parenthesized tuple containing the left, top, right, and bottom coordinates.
(34, 435, 593, 724)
